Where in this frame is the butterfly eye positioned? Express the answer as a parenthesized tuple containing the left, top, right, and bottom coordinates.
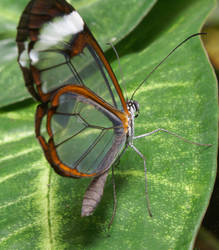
(133, 100, 140, 112)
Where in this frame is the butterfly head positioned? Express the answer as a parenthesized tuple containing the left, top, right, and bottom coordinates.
(127, 100, 139, 118)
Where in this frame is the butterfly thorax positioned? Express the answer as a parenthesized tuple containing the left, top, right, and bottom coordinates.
(127, 100, 139, 144)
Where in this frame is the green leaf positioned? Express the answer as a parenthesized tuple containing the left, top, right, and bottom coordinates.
(0, 0, 218, 250)
(0, 0, 156, 108)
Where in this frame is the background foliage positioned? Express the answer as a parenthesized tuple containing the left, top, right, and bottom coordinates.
(0, 0, 218, 249)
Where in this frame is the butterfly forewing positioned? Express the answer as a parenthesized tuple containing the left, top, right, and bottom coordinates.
(17, 0, 127, 113)
(38, 43, 124, 110)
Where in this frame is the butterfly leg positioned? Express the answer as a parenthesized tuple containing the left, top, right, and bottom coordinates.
(107, 144, 129, 229)
(107, 164, 117, 230)
(113, 143, 129, 167)
(134, 128, 211, 146)
(129, 143, 152, 217)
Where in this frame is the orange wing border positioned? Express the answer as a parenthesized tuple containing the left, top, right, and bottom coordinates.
(35, 86, 129, 178)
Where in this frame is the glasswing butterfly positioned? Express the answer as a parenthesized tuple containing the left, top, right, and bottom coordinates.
(16, 0, 131, 217)
(16, 0, 210, 220)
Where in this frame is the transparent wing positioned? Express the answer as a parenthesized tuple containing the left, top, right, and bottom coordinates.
(37, 43, 124, 110)
(47, 90, 126, 176)
(16, 0, 127, 112)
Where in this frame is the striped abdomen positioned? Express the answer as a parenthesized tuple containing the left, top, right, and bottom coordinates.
(81, 170, 109, 217)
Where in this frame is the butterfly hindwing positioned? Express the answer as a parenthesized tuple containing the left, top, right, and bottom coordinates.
(36, 86, 128, 177)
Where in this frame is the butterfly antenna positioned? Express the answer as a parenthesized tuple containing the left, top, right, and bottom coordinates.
(107, 42, 128, 102)
(131, 32, 207, 100)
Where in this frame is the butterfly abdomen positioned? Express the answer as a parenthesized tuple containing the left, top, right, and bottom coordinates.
(81, 170, 109, 217)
